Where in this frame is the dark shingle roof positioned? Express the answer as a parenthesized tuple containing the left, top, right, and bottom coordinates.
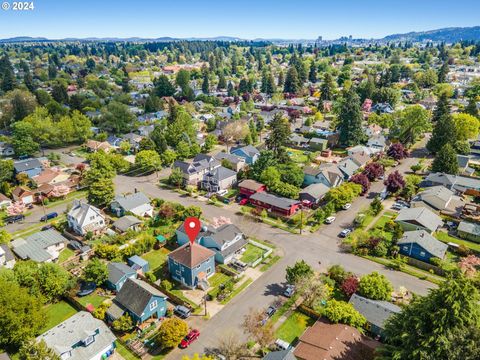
(397, 230, 448, 259)
(114, 278, 167, 317)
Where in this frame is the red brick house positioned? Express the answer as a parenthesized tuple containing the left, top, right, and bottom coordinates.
(249, 192, 300, 217)
(238, 179, 266, 198)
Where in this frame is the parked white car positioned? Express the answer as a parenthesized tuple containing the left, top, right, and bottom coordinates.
(342, 203, 352, 210)
(325, 216, 336, 224)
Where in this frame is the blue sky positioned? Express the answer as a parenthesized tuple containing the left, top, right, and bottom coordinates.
(0, 0, 479, 39)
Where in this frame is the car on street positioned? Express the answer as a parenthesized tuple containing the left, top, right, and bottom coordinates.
(179, 329, 200, 349)
(339, 228, 352, 238)
(41, 224, 54, 231)
(239, 198, 248, 205)
(395, 200, 410, 208)
(392, 203, 406, 211)
(342, 203, 352, 210)
(283, 285, 295, 298)
(216, 189, 228, 197)
(325, 216, 336, 224)
(266, 305, 277, 318)
(40, 212, 58, 222)
(5, 214, 25, 224)
(174, 305, 192, 319)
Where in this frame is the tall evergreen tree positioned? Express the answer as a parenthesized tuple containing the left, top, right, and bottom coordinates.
(266, 113, 290, 160)
(277, 70, 284, 87)
(431, 143, 459, 175)
(308, 61, 317, 83)
(378, 275, 480, 360)
(465, 97, 479, 118)
(217, 71, 226, 90)
(320, 72, 336, 101)
(261, 69, 275, 95)
(337, 88, 365, 146)
(437, 61, 449, 83)
(432, 92, 450, 123)
(154, 75, 175, 98)
(427, 113, 457, 154)
(283, 66, 300, 94)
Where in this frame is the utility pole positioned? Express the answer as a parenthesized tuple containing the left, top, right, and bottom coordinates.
(299, 205, 303, 235)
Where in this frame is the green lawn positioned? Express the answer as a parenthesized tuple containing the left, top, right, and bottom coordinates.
(58, 247, 75, 263)
(41, 301, 78, 333)
(276, 311, 315, 343)
(435, 231, 480, 252)
(286, 148, 310, 164)
(143, 247, 170, 271)
(240, 243, 265, 264)
(76, 292, 109, 308)
(208, 272, 231, 288)
(115, 341, 141, 360)
(373, 211, 397, 229)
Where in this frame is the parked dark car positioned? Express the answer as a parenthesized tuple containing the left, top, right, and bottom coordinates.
(5, 214, 25, 224)
(41, 224, 54, 231)
(266, 305, 277, 318)
(174, 305, 192, 319)
(40, 212, 58, 222)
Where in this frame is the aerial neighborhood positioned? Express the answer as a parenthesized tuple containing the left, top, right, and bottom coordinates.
(1, 16, 480, 360)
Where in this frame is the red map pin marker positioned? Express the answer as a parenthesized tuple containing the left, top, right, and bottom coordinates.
(184, 217, 201, 245)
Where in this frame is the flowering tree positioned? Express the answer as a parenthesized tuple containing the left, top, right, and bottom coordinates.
(341, 276, 359, 298)
(363, 162, 385, 181)
(362, 98, 372, 112)
(459, 255, 480, 278)
(50, 184, 70, 198)
(387, 143, 409, 160)
(6, 202, 26, 216)
(350, 173, 371, 195)
(211, 216, 232, 228)
(384, 170, 406, 194)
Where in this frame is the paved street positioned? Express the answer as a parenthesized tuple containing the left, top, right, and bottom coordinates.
(112, 137, 435, 358)
(6, 138, 432, 358)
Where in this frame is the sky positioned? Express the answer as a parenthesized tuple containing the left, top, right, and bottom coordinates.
(0, 0, 479, 40)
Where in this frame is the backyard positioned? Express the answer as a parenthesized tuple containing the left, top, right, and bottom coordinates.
(435, 230, 480, 252)
(143, 247, 170, 278)
(76, 290, 110, 308)
(58, 247, 75, 263)
(240, 243, 266, 264)
(275, 310, 316, 343)
(41, 301, 78, 333)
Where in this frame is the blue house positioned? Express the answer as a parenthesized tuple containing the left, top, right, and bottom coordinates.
(303, 163, 343, 187)
(13, 158, 44, 178)
(168, 243, 216, 289)
(128, 255, 149, 273)
(106, 262, 137, 292)
(397, 230, 448, 263)
(176, 222, 247, 264)
(231, 145, 260, 165)
(106, 278, 168, 325)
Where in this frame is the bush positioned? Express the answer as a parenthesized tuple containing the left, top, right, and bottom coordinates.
(155, 317, 189, 349)
(112, 314, 134, 332)
(145, 271, 156, 283)
(340, 276, 359, 298)
(161, 279, 173, 291)
(327, 265, 347, 285)
(358, 272, 393, 300)
(323, 299, 366, 329)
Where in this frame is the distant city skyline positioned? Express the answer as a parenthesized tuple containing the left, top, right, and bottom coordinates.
(0, 0, 479, 40)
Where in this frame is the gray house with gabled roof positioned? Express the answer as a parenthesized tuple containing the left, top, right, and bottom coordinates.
(395, 207, 443, 233)
(349, 293, 401, 337)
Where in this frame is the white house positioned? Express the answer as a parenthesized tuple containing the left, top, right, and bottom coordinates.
(110, 192, 153, 218)
(37, 311, 116, 360)
(67, 200, 106, 236)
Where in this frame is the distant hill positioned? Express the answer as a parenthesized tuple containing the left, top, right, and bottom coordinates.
(382, 26, 480, 42)
(1, 26, 480, 44)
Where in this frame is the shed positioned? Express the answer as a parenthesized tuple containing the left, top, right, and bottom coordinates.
(128, 255, 149, 273)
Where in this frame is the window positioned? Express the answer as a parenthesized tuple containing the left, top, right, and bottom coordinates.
(176, 270, 181, 276)
(90, 216, 95, 221)
(195, 264, 201, 269)
(206, 267, 211, 274)
(150, 300, 158, 311)
(403, 246, 408, 251)
(84, 335, 94, 346)
(420, 251, 426, 257)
